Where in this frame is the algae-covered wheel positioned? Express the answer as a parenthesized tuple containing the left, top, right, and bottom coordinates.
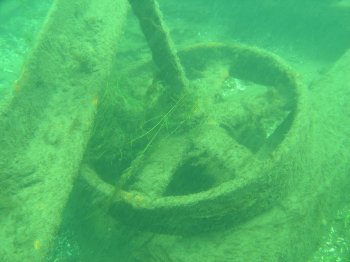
(105, 43, 301, 234)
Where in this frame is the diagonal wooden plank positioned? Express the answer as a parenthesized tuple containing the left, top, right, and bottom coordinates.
(0, 0, 128, 260)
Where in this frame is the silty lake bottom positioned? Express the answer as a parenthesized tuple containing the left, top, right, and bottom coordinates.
(0, 0, 350, 261)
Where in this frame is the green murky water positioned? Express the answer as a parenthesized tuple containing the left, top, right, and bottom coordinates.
(1, 0, 350, 261)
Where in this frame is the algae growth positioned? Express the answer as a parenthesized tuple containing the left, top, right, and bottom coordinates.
(1, 0, 350, 261)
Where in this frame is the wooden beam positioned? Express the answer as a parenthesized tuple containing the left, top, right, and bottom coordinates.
(0, 0, 128, 260)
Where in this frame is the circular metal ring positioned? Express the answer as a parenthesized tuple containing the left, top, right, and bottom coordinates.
(97, 43, 304, 235)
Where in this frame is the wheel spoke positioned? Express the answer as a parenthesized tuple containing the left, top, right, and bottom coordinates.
(128, 136, 189, 198)
(191, 124, 255, 178)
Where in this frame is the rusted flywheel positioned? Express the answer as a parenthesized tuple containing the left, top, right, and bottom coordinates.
(83, 43, 303, 235)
